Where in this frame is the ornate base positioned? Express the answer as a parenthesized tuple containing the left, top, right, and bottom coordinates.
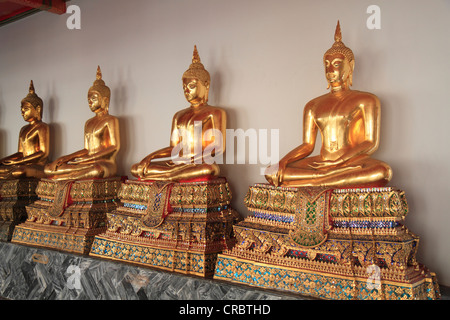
(0, 179, 39, 241)
(90, 177, 240, 277)
(11, 177, 122, 254)
(215, 255, 438, 300)
(214, 184, 440, 300)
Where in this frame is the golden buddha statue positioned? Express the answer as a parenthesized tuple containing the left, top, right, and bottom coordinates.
(44, 66, 120, 180)
(0, 81, 50, 179)
(265, 21, 392, 188)
(131, 46, 226, 182)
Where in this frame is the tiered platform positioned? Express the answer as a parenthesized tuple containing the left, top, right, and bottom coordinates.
(0, 179, 39, 241)
(214, 184, 440, 300)
(90, 177, 240, 277)
(11, 177, 122, 254)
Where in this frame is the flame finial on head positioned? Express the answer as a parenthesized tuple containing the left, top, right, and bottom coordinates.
(22, 80, 43, 110)
(96, 65, 102, 80)
(324, 20, 354, 63)
(29, 80, 36, 94)
(192, 45, 201, 64)
(89, 65, 110, 99)
(182, 45, 210, 84)
(334, 20, 342, 42)
(93, 65, 106, 86)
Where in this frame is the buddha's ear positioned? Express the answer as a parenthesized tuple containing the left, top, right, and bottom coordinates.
(349, 60, 355, 87)
(349, 60, 355, 73)
(102, 95, 109, 104)
(102, 96, 110, 111)
(35, 105, 42, 120)
(204, 81, 210, 102)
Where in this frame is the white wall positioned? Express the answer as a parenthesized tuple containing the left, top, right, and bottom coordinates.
(1, 0, 449, 286)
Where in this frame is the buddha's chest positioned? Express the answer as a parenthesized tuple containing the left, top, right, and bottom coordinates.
(176, 113, 214, 132)
(313, 102, 361, 131)
(19, 127, 39, 149)
(86, 121, 109, 144)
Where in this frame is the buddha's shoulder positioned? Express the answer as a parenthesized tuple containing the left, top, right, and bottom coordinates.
(348, 90, 380, 103)
(35, 121, 50, 129)
(85, 114, 119, 126)
(175, 105, 225, 117)
(305, 93, 328, 108)
(205, 105, 226, 116)
(306, 90, 380, 106)
(20, 121, 49, 133)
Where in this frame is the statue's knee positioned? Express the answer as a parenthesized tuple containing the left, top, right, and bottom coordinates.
(130, 163, 139, 175)
(385, 165, 393, 181)
(44, 166, 53, 175)
(374, 162, 392, 180)
(264, 165, 278, 183)
(210, 163, 220, 176)
(94, 165, 106, 177)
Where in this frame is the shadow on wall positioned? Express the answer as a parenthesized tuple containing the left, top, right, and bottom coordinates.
(0, 87, 6, 156)
(46, 95, 64, 163)
(112, 67, 133, 178)
(219, 104, 264, 219)
(0, 129, 6, 157)
(116, 115, 133, 178)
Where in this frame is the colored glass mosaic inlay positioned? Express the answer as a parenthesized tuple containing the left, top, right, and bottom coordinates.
(252, 211, 294, 223)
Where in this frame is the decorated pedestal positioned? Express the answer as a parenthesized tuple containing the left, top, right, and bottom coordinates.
(90, 177, 240, 277)
(11, 177, 122, 254)
(214, 184, 440, 300)
(0, 179, 39, 241)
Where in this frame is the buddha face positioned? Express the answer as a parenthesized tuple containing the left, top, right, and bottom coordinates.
(183, 78, 209, 106)
(21, 102, 40, 122)
(88, 90, 106, 113)
(324, 53, 353, 89)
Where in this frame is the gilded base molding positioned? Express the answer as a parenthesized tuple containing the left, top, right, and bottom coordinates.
(90, 177, 240, 277)
(11, 177, 122, 254)
(0, 178, 39, 241)
(214, 184, 440, 300)
(214, 255, 439, 300)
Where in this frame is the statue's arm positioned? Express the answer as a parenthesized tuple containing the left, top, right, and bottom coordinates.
(56, 149, 89, 165)
(1, 125, 50, 165)
(18, 124, 50, 164)
(0, 130, 24, 163)
(0, 152, 22, 164)
(138, 115, 179, 165)
(0, 128, 26, 163)
(273, 102, 317, 184)
(210, 109, 226, 157)
(195, 110, 226, 163)
(141, 147, 174, 163)
(72, 117, 120, 163)
(280, 102, 317, 166)
(339, 95, 380, 163)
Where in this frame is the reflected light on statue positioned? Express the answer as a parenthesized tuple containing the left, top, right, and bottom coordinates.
(265, 21, 392, 188)
(44, 66, 120, 180)
(0, 80, 50, 179)
(131, 45, 226, 182)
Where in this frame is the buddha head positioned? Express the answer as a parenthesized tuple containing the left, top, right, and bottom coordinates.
(323, 21, 355, 90)
(21, 80, 43, 122)
(182, 46, 210, 106)
(88, 66, 111, 113)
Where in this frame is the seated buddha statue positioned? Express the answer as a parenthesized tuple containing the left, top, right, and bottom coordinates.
(131, 46, 226, 182)
(44, 66, 120, 181)
(0, 81, 50, 179)
(265, 21, 392, 188)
